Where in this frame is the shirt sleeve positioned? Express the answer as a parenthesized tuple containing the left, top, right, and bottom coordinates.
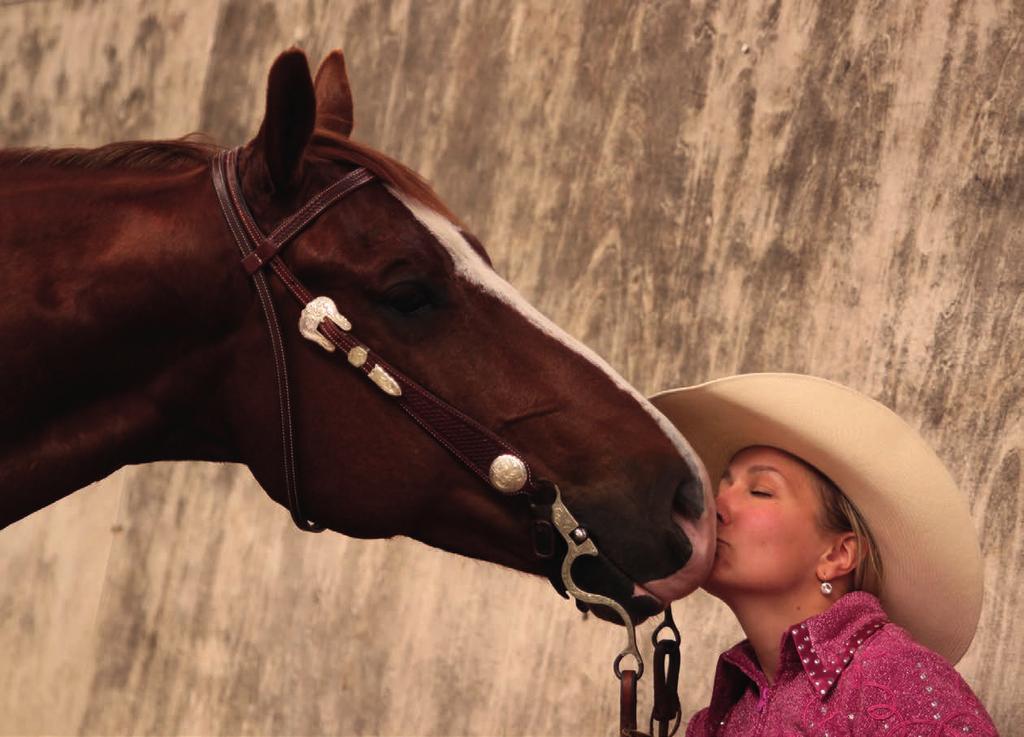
(849, 642, 1000, 736)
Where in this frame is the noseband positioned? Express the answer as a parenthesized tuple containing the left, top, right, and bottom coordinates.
(211, 148, 681, 736)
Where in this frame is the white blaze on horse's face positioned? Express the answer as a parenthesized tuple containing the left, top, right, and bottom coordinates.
(389, 190, 695, 457)
(389, 189, 716, 602)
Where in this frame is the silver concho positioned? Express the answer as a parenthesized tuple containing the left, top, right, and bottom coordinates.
(367, 365, 402, 396)
(347, 346, 368, 367)
(299, 296, 351, 352)
(489, 454, 528, 493)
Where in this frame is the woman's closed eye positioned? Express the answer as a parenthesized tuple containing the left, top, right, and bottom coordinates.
(750, 489, 773, 497)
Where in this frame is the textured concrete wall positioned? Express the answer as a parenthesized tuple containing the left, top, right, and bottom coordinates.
(1, 1, 1021, 735)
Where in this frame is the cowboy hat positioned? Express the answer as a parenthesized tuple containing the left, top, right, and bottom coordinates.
(650, 373, 983, 664)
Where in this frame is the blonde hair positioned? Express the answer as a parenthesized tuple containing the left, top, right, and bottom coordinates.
(808, 466, 884, 594)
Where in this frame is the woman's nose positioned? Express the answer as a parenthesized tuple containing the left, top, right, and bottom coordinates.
(715, 482, 732, 525)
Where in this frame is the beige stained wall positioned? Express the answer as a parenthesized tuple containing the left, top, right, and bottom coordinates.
(1, 1, 1021, 735)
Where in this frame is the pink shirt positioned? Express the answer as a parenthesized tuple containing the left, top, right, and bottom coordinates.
(686, 592, 999, 737)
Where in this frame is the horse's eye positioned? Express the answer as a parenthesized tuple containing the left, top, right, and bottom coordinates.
(382, 281, 434, 314)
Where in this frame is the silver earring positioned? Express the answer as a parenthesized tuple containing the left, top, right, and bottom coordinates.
(820, 580, 833, 596)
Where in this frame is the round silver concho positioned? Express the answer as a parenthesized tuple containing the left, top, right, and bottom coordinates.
(489, 454, 528, 493)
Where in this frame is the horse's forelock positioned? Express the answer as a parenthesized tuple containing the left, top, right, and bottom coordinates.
(307, 130, 463, 228)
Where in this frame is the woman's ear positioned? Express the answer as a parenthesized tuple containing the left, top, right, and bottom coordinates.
(818, 531, 860, 581)
(314, 49, 354, 137)
(252, 48, 317, 193)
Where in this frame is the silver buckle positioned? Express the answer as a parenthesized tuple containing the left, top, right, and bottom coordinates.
(299, 296, 351, 352)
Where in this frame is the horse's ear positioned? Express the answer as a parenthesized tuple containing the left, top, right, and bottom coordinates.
(314, 49, 354, 137)
(254, 48, 316, 193)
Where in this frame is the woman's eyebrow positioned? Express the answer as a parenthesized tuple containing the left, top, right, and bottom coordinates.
(747, 464, 786, 480)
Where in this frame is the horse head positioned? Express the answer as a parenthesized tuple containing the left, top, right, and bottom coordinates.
(216, 48, 715, 621)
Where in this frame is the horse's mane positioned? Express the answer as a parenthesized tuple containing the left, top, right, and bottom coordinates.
(2, 131, 457, 222)
(1, 135, 221, 171)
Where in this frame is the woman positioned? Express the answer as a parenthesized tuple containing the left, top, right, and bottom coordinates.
(651, 373, 999, 736)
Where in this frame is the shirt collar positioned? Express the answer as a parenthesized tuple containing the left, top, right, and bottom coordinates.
(785, 591, 889, 698)
(707, 592, 889, 729)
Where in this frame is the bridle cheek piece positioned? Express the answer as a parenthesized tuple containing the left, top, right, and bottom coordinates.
(210, 148, 680, 736)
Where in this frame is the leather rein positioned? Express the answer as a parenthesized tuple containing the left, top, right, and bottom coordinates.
(210, 147, 681, 736)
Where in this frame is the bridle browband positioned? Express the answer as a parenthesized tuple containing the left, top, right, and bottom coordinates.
(210, 147, 681, 736)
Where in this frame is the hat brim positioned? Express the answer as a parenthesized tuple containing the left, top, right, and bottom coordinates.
(650, 373, 982, 664)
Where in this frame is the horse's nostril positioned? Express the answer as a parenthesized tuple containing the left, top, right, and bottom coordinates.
(673, 476, 705, 520)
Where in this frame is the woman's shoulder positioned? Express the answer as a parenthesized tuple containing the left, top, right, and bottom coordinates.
(684, 706, 711, 737)
(855, 621, 970, 683)
(843, 622, 998, 735)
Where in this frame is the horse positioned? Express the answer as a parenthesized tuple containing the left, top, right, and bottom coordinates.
(0, 47, 714, 630)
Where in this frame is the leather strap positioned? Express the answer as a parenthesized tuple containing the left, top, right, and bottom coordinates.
(620, 669, 639, 736)
(212, 151, 321, 531)
(240, 166, 376, 274)
(650, 638, 682, 737)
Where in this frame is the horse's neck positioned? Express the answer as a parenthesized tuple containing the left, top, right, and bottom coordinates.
(0, 162, 245, 527)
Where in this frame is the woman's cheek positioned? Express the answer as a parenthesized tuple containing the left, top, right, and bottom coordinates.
(745, 509, 784, 547)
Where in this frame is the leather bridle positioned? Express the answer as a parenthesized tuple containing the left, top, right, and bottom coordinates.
(210, 147, 681, 736)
